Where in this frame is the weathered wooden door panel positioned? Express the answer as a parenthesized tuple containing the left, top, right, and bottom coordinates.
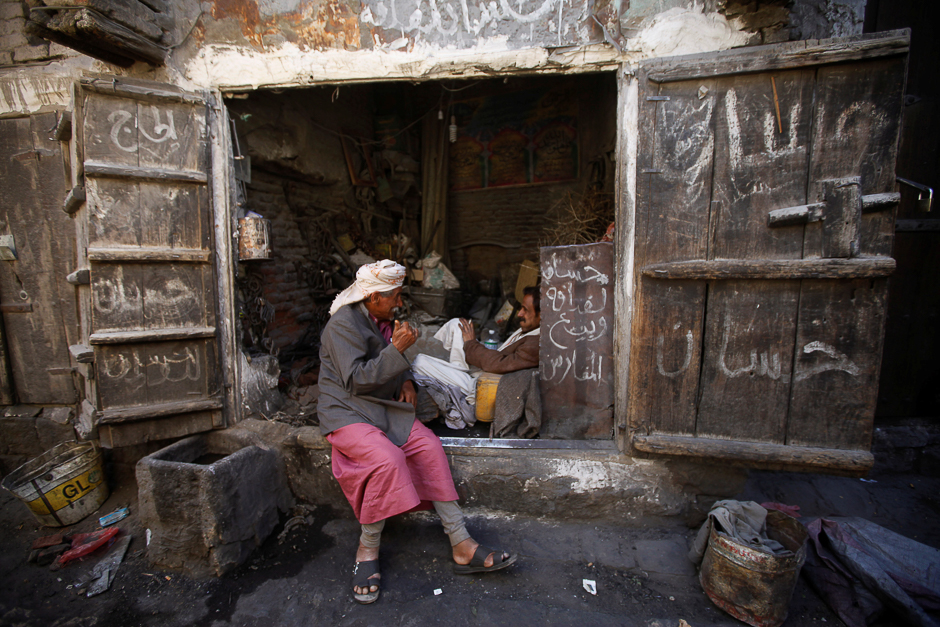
(91, 263, 216, 334)
(629, 281, 704, 436)
(82, 93, 208, 174)
(710, 69, 815, 260)
(629, 74, 717, 437)
(808, 57, 905, 258)
(0, 113, 80, 404)
(786, 278, 886, 449)
(627, 31, 908, 474)
(86, 179, 210, 251)
(77, 77, 222, 446)
(96, 340, 219, 412)
(697, 280, 800, 443)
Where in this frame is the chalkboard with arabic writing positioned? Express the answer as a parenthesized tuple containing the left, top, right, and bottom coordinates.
(449, 88, 578, 191)
(539, 243, 614, 439)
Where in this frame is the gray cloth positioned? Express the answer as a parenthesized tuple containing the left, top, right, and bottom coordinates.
(318, 303, 416, 446)
(492, 368, 541, 439)
(689, 500, 788, 564)
(803, 517, 940, 627)
(414, 374, 476, 429)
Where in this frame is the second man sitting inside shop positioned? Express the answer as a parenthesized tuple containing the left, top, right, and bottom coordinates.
(412, 285, 541, 433)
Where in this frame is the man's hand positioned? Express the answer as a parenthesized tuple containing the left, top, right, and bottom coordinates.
(458, 318, 475, 343)
(391, 320, 419, 353)
(398, 380, 418, 408)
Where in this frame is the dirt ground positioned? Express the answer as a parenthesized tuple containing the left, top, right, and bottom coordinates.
(0, 462, 937, 627)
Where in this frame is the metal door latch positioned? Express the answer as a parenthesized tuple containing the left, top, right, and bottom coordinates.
(897, 178, 934, 213)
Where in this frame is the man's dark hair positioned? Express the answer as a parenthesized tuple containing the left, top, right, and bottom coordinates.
(523, 284, 540, 314)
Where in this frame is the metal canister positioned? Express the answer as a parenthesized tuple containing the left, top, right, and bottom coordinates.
(238, 216, 272, 260)
(699, 510, 808, 627)
(474, 372, 502, 423)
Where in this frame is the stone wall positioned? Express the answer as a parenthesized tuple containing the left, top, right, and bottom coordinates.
(872, 420, 940, 477)
(0, 406, 75, 475)
(0, 0, 53, 63)
(235, 418, 750, 526)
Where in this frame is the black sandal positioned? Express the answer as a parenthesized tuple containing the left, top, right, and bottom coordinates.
(352, 559, 381, 604)
(453, 545, 517, 575)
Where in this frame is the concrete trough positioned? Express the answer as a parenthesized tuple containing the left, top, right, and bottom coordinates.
(136, 430, 293, 578)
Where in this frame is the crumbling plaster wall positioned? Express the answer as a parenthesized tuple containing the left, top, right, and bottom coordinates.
(172, 0, 867, 91)
(1, 1, 869, 116)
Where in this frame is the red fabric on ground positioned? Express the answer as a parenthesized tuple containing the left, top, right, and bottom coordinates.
(326, 420, 459, 524)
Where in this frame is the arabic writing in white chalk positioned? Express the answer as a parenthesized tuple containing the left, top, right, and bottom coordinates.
(655, 316, 863, 383)
(656, 330, 693, 378)
(108, 106, 179, 157)
(545, 348, 603, 384)
(102, 347, 202, 391)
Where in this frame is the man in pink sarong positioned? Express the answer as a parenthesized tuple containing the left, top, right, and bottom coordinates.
(319, 260, 517, 604)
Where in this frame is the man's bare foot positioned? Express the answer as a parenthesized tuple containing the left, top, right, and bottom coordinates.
(452, 538, 510, 568)
(354, 543, 380, 597)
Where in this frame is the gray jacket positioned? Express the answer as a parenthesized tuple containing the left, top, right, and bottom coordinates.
(318, 303, 415, 446)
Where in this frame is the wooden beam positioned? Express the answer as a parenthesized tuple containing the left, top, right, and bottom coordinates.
(642, 257, 896, 280)
(66, 268, 90, 285)
(98, 410, 219, 447)
(54, 111, 72, 142)
(69, 343, 95, 363)
(80, 77, 205, 106)
(47, 0, 163, 41)
(63, 185, 85, 215)
(84, 161, 208, 183)
(862, 192, 901, 212)
(34, 7, 166, 66)
(26, 17, 135, 67)
(896, 219, 940, 232)
(88, 247, 211, 263)
(646, 30, 910, 83)
(89, 326, 216, 344)
(98, 398, 223, 424)
(632, 434, 873, 474)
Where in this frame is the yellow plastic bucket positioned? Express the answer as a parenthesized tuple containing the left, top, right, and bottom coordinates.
(474, 373, 502, 423)
(1, 441, 109, 527)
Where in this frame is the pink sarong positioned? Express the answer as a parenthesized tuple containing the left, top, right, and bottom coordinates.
(326, 420, 459, 524)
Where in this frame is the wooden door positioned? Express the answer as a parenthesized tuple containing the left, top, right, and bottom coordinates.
(623, 31, 908, 474)
(0, 113, 80, 405)
(75, 76, 223, 447)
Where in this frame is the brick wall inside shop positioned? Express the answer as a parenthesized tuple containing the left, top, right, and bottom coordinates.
(240, 170, 346, 351)
(231, 84, 376, 353)
(446, 73, 617, 287)
(448, 182, 579, 280)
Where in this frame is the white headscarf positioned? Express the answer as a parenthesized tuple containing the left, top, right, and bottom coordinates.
(329, 259, 406, 315)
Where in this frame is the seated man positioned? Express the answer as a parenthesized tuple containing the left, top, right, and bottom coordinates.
(318, 260, 516, 605)
(412, 285, 541, 430)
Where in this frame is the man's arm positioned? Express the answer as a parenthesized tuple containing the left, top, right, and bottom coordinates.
(464, 334, 539, 374)
(322, 310, 411, 395)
